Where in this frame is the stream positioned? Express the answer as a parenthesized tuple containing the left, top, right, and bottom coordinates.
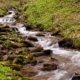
(0, 10, 80, 80)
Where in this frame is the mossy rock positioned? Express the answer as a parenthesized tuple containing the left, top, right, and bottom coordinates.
(22, 77, 30, 80)
(0, 61, 10, 65)
(0, 40, 4, 44)
(58, 38, 78, 49)
(22, 40, 34, 47)
(0, 32, 7, 35)
(30, 59, 37, 65)
(13, 58, 23, 65)
(28, 47, 43, 52)
(10, 41, 22, 48)
(4, 40, 22, 48)
(6, 64, 22, 71)
(13, 55, 26, 65)
(12, 71, 22, 77)
(23, 54, 33, 64)
(0, 27, 11, 32)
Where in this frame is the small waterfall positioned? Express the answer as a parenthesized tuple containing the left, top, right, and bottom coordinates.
(0, 10, 16, 24)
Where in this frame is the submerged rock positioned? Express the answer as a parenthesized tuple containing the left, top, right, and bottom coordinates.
(21, 69, 37, 77)
(41, 63, 57, 71)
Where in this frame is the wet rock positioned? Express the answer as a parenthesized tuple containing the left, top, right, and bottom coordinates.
(7, 64, 22, 71)
(13, 58, 24, 65)
(59, 38, 73, 48)
(72, 75, 80, 80)
(30, 59, 37, 65)
(36, 33, 45, 37)
(32, 52, 45, 57)
(27, 36, 38, 41)
(0, 50, 8, 55)
(13, 55, 26, 65)
(51, 57, 58, 61)
(43, 49, 52, 55)
(24, 24, 33, 30)
(33, 49, 52, 57)
(24, 54, 36, 65)
(21, 68, 37, 77)
(28, 47, 43, 52)
(6, 55, 16, 60)
(41, 63, 57, 71)
(22, 40, 34, 47)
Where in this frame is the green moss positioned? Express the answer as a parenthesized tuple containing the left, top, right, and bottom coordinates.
(0, 9, 5, 16)
(0, 64, 12, 80)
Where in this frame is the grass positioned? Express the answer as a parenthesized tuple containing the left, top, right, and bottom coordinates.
(19, 0, 80, 48)
(22, 0, 79, 27)
(0, 64, 12, 80)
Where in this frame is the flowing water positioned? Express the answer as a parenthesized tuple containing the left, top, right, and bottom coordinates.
(0, 10, 80, 80)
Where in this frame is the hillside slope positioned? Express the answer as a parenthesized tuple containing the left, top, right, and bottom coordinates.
(22, 0, 80, 49)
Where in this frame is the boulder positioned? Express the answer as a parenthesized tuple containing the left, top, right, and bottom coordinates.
(43, 49, 52, 55)
(27, 36, 38, 41)
(58, 38, 73, 48)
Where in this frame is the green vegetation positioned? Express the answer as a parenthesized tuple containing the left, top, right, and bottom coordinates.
(0, 64, 12, 79)
(20, 0, 80, 48)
